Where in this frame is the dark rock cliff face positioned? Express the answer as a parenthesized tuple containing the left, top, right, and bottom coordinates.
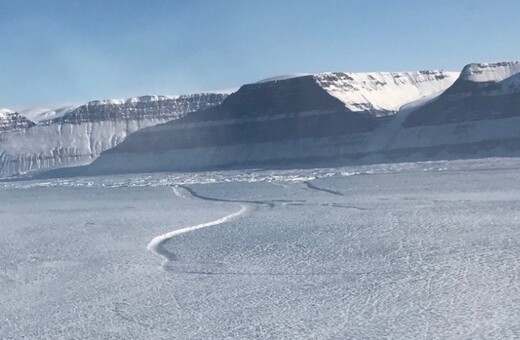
(45, 93, 228, 125)
(107, 77, 376, 153)
(177, 76, 350, 124)
(23, 62, 520, 178)
(404, 81, 520, 127)
(85, 62, 520, 176)
(111, 111, 374, 153)
(379, 62, 520, 162)
(0, 111, 35, 133)
(3, 69, 462, 177)
(197, 76, 346, 120)
(404, 64, 520, 127)
(82, 77, 378, 175)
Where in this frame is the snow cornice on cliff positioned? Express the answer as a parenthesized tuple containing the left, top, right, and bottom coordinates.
(460, 61, 520, 83)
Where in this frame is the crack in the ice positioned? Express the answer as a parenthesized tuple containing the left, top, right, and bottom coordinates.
(177, 184, 277, 208)
(148, 184, 365, 273)
(320, 203, 368, 211)
(148, 184, 288, 270)
(303, 181, 368, 210)
(159, 270, 395, 277)
(303, 180, 345, 196)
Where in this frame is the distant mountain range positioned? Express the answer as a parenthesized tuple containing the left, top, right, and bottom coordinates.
(0, 93, 229, 177)
(2, 61, 520, 178)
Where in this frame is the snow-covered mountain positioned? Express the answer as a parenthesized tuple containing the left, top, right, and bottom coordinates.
(20, 106, 77, 123)
(403, 62, 520, 127)
(387, 61, 520, 157)
(0, 108, 35, 133)
(81, 70, 459, 175)
(0, 93, 229, 177)
(7, 61, 520, 179)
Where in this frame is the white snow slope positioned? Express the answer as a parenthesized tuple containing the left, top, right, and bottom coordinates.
(314, 70, 459, 115)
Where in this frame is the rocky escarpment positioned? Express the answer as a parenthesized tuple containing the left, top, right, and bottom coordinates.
(0, 93, 228, 177)
(14, 61, 520, 179)
(84, 62, 520, 176)
(403, 62, 520, 127)
(47, 94, 226, 124)
(110, 76, 376, 151)
(385, 61, 520, 159)
(83, 70, 458, 175)
(0, 109, 35, 133)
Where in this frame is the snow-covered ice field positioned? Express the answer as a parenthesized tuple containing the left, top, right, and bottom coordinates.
(1, 158, 520, 339)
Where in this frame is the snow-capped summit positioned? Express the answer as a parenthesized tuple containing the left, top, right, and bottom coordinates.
(404, 61, 520, 127)
(180, 70, 459, 123)
(20, 106, 77, 123)
(87, 99, 125, 106)
(124, 95, 176, 104)
(460, 61, 520, 83)
(46, 92, 229, 125)
(250, 71, 459, 117)
(0, 109, 35, 133)
(0, 108, 15, 115)
(256, 74, 312, 83)
(86, 95, 178, 107)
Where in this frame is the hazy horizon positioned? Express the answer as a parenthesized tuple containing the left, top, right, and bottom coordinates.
(1, 0, 519, 109)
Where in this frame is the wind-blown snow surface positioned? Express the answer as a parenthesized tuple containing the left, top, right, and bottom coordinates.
(1, 157, 520, 339)
(0, 93, 228, 178)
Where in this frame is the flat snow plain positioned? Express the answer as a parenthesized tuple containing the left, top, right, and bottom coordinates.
(1, 158, 520, 339)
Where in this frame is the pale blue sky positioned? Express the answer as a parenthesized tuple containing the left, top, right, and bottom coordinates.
(1, 0, 519, 109)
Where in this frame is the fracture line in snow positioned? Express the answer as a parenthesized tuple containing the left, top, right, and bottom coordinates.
(156, 267, 395, 276)
(147, 185, 248, 268)
(303, 180, 344, 196)
(177, 184, 276, 208)
(148, 184, 369, 276)
(303, 180, 369, 210)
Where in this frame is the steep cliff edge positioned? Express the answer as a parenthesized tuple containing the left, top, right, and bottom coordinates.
(404, 62, 520, 127)
(388, 61, 520, 157)
(0, 93, 228, 177)
(84, 70, 457, 175)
